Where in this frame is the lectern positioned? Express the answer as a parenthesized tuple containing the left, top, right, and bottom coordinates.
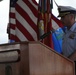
(0, 41, 75, 75)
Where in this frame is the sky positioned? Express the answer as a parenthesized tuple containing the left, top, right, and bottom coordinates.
(0, 0, 9, 44)
(0, 0, 76, 44)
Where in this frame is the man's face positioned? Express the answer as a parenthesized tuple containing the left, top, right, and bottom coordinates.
(60, 14, 71, 27)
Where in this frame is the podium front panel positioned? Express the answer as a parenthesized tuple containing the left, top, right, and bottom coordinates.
(0, 42, 75, 75)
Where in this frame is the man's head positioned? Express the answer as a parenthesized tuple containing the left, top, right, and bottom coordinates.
(58, 6, 76, 17)
(58, 6, 76, 28)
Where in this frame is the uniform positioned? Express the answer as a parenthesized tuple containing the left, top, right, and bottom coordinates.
(62, 22, 76, 57)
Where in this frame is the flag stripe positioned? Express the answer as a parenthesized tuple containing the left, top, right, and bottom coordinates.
(10, 24, 15, 30)
(10, 13, 15, 18)
(15, 28, 28, 41)
(24, 0, 38, 17)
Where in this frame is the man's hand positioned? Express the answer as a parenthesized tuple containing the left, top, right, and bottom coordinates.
(69, 51, 76, 61)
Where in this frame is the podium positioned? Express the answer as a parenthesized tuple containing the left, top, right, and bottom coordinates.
(0, 41, 75, 75)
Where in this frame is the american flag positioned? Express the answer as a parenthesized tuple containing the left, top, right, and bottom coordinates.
(9, 0, 38, 42)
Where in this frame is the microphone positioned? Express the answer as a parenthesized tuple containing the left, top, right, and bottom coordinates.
(40, 30, 54, 40)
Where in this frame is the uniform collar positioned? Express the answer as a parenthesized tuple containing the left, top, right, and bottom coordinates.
(70, 22, 76, 32)
(65, 22, 76, 33)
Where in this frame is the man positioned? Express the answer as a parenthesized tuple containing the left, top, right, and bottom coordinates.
(58, 6, 76, 58)
(57, 5, 76, 74)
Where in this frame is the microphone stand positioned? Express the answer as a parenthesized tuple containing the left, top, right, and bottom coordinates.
(39, 30, 54, 41)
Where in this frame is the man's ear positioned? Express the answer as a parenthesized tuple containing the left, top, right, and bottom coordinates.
(69, 14, 74, 21)
(71, 14, 74, 19)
